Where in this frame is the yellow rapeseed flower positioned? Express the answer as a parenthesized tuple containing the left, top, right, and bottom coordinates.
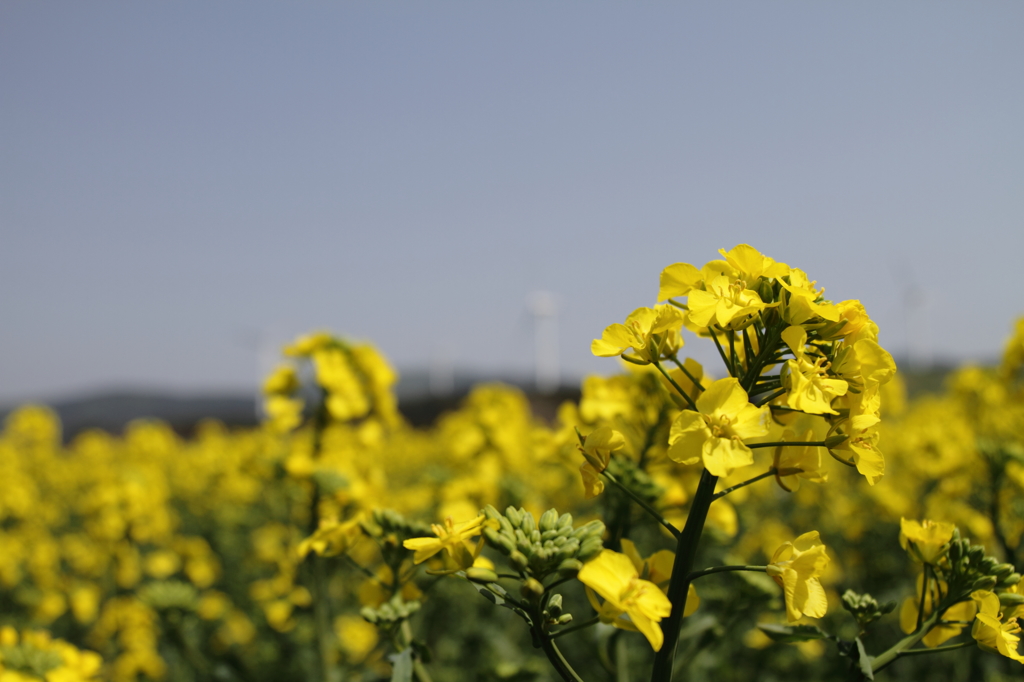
(899, 518, 955, 564)
(667, 378, 770, 477)
(971, 590, 1024, 663)
(591, 306, 684, 363)
(577, 549, 673, 651)
(577, 427, 626, 499)
(766, 531, 830, 622)
(403, 515, 486, 568)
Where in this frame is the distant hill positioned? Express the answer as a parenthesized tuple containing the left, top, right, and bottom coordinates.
(0, 363, 969, 442)
(0, 369, 582, 441)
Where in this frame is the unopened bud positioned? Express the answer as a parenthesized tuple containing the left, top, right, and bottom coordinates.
(508, 551, 528, 572)
(998, 592, 1024, 607)
(557, 558, 583, 575)
(466, 567, 499, 584)
(972, 576, 998, 591)
(539, 509, 558, 533)
(992, 563, 1015, 579)
(522, 578, 544, 598)
(556, 613, 573, 625)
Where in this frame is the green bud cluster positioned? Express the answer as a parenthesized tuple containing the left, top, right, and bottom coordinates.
(840, 589, 895, 631)
(481, 505, 604, 580)
(137, 580, 200, 611)
(0, 642, 64, 679)
(944, 529, 1021, 597)
(360, 594, 421, 626)
(370, 509, 432, 539)
(606, 457, 661, 505)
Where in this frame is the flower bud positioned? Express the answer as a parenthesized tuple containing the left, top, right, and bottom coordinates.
(521, 578, 544, 598)
(510, 551, 529, 572)
(539, 509, 558, 533)
(466, 567, 499, 584)
(557, 558, 583, 575)
(972, 576, 998, 591)
(546, 594, 563, 617)
(1001, 573, 1021, 588)
(998, 592, 1024, 607)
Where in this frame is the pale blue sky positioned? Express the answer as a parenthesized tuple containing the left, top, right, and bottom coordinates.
(2, 2, 1023, 402)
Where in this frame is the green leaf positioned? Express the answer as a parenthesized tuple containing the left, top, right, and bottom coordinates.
(389, 648, 413, 682)
(856, 638, 874, 680)
(757, 623, 829, 643)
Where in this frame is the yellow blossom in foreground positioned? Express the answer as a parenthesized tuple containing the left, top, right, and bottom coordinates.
(591, 306, 684, 363)
(577, 427, 625, 498)
(577, 550, 673, 651)
(667, 378, 769, 477)
(620, 540, 699, 616)
(899, 518, 955, 564)
(658, 261, 703, 302)
(779, 326, 848, 415)
(766, 532, 830, 622)
(772, 429, 828, 492)
(718, 244, 790, 283)
(687, 275, 768, 330)
(403, 515, 486, 568)
(971, 590, 1024, 663)
(828, 423, 884, 485)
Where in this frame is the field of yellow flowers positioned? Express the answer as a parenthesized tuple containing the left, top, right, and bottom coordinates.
(2, 245, 1024, 682)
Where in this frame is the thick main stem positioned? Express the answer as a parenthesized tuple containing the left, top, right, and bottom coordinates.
(649, 469, 719, 682)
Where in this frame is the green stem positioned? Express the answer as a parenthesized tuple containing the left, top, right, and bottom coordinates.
(916, 566, 930, 631)
(729, 331, 740, 375)
(536, 626, 586, 682)
(688, 565, 767, 580)
(894, 640, 973, 657)
(754, 388, 787, 407)
(550, 616, 601, 639)
(649, 469, 719, 682)
(616, 631, 631, 682)
(652, 360, 699, 411)
(669, 356, 705, 394)
(709, 329, 734, 376)
(341, 553, 378, 581)
(601, 471, 680, 540)
(712, 469, 777, 500)
(868, 608, 942, 674)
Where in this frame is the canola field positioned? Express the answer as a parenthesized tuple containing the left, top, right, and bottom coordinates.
(2, 245, 1024, 682)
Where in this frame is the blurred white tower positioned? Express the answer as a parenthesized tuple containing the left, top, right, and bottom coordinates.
(429, 346, 455, 397)
(527, 291, 560, 394)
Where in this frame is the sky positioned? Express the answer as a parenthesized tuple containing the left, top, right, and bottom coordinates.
(2, 2, 1023, 404)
